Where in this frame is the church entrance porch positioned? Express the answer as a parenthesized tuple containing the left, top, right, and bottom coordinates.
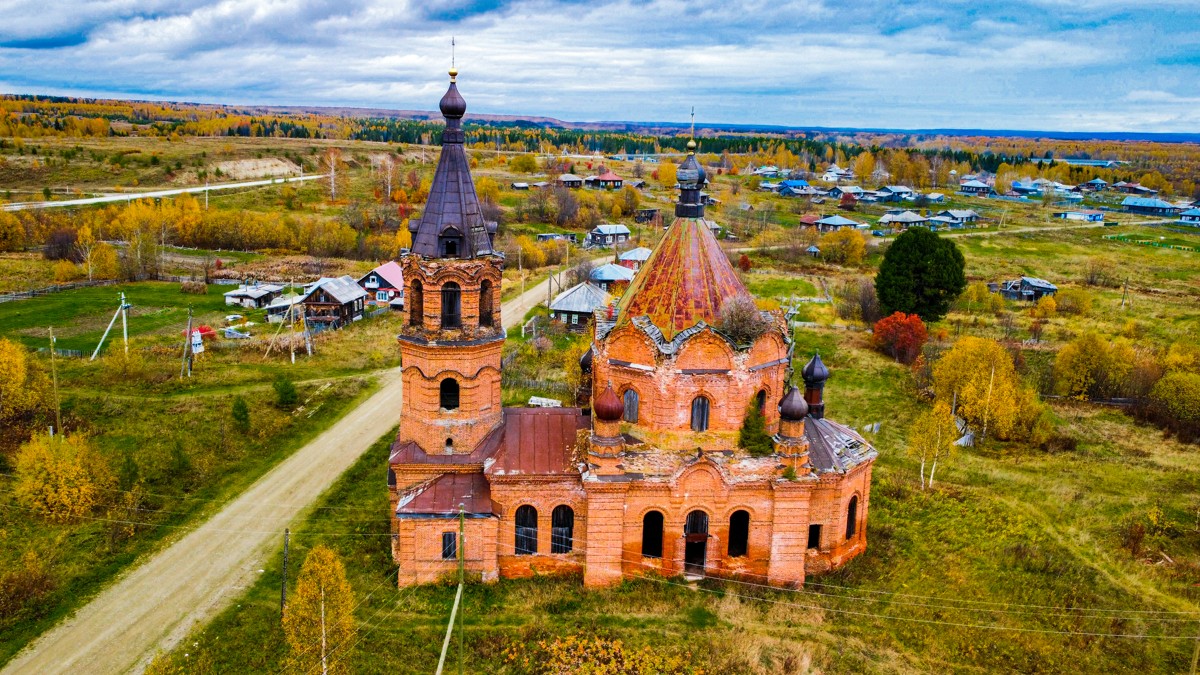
(683, 510, 709, 577)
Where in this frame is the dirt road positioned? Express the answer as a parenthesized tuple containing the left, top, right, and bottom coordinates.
(3, 279, 559, 675)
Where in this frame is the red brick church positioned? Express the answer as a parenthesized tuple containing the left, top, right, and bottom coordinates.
(388, 70, 877, 587)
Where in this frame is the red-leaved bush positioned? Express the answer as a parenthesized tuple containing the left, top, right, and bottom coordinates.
(872, 311, 928, 365)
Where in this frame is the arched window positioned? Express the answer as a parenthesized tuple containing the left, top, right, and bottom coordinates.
(690, 396, 710, 432)
(551, 505, 574, 554)
(641, 511, 664, 558)
(441, 282, 461, 328)
(439, 378, 459, 411)
(846, 496, 859, 539)
(728, 510, 750, 558)
(685, 510, 709, 536)
(440, 230, 461, 258)
(479, 280, 494, 327)
(755, 390, 767, 415)
(623, 389, 639, 423)
(515, 505, 538, 555)
(409, 279, 423, 326)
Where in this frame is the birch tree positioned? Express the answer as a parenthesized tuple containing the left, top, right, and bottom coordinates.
(283, 545, 355, 675)
(906, 402, 957, 489)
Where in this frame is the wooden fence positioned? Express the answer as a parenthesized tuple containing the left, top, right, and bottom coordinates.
(0, 279, 119, 303)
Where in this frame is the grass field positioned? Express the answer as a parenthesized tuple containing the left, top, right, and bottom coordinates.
(146, 328, 1200, 674)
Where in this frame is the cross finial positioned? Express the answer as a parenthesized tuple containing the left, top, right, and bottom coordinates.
(452, 37, 456, 69)
(690, 107, 695, 139)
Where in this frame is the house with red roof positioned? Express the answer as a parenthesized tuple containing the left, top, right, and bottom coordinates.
(358, 260, 405, 308)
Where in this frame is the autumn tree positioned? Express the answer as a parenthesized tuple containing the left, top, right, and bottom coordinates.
(1055, 332, 1135, 400)
(0, 211, 24, 252)
(820, 228, 866, 265)
(1030, 294, 1057, 318)
(737, 254, 752, 272)
(1054, 288, 1093, 316)
(872, 311, 927, 365)
(283, 545, 356, 675)
(1148, 371, 1200, 441)
(657, 161, 678, 189)
(932, 336, 1045, 442)
(510, 154, 538, 173)
(14, 433, 113, 523)
(906, 401, 957, 489)
(0, 338, 50, 424)
(875, 227, 966, 322)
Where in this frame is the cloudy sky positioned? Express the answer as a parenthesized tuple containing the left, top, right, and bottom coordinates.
(1, 0, 1198, 132)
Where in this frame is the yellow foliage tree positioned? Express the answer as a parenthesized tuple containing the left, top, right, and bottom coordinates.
(906, 401, 958, 489)
(52, 259, 82, 283)
(92, 243, 120, 279)
(14, 433, 113, 523)
(819, 228, 866, 265)
(0, 338, 47, 422)
(283, 545, 355, 675)
(0, 210, 25, 252)
(1055, 333, 1134, 400)
(657, 161, 677, 189)
(1030, 294, 1056, 318)
(933, 336, 1031, 441)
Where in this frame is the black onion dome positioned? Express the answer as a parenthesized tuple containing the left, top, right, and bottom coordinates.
(439, 70, 466, 119)
(779, 386, 809, 421)
(802, 353, 829, 386)
(677, 140, 706, 188)
(594, 383, 624, 422)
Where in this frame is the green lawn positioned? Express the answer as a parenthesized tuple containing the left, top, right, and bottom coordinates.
(744, 272, 820, 300)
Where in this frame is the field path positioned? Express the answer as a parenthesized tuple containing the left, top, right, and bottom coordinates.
(0, 174, 329, 212)
(2, 279, 556, 675)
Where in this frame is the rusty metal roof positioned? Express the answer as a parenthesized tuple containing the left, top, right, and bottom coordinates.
(396, 473, 492, 518)
(389, 423, 505, 465)
(489, 408, 588, 476)
(615, 217, 750, 340)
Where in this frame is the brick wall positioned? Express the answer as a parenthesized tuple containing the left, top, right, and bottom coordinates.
(399, 337, 503, 455)
(395, 516, 499, 585)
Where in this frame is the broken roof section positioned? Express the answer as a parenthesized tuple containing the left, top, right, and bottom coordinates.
(615, 216, 750, 340)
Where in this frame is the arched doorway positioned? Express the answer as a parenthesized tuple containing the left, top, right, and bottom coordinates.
(684, 510, 709, 576)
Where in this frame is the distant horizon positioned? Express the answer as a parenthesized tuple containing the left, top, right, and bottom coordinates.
(2, 0, 1197, 134)
(6, 88, 1200, 145)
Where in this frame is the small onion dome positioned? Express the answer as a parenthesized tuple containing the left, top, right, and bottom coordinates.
(802, 353, 829, 386)
(439, 71, 467, 119)
(779, 386, 809, 421)
(676, 146, 706, 189)
(579, 346, 594, 374)
(594, 383, 624, 421)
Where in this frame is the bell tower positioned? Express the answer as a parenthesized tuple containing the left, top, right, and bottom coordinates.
(397, 68, 504, 455)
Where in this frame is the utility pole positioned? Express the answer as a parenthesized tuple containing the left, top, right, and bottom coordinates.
(49, 328, 61, 434)
(280, 528, 290, 616)
(121, 292, 128, 356)
(458, 503, 465, 675)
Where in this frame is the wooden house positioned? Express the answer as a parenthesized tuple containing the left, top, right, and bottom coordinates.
(358, 260, 405, 308)
(587, 223, 631, 247)
(222, 281, 284, 309)
(1000, 276, 1057, 301)
(302, 276, 368, 330)
(1122, 197, 1182, 216)
(549, 282, 611, 330)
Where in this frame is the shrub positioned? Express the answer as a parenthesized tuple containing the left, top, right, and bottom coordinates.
(717, 295, 772, 345)
(1055, 288, 1093, 316)
(820, 228, 866, 265)
(0, 551, 56, 629)
(231, 396, 250, 433)
(180, 281, 207, 294)
(872, 311, 928, 365)
(739, 400, 773, 456)
(738, 253, 752, 272)
(1054, 333, 1135, 400)
(1030, 294, 1056, 318)
(274, 377, 299, 409)
(1148, 371, 1200, 441)
(14, 433, 113, 523)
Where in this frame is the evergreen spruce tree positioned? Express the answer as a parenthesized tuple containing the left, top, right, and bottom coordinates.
(739, 401, 774, 457)
(875, 227, 967, 322)
(231, 396, 250, 433)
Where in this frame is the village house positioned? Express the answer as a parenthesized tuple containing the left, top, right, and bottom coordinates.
(1122, 197, 1182, 217)
(999, 276, 1058, 301)
(222, 281, 284, 309)
(815, 215, 865, 232)
(959, 179, 995, 197)
(879, 210, 929, 229)
(1114, 181, 1158, 196)
(358, 260, 405, 308)
(1054, 210, 1104, 222)
(587, 223, 631, 248)
(549, 282, 611, 330)
(634, 208, 660, 224)
(593, 170, 624, 190)
(265, 293, 303, 323)
(1179, 208, 1200, 226)
(821, 164, 853, 182)
(388, 72, 878, 589)
(556, 174, 584, 189)
(536, 232, 579, 244)
(589, 262, 636, 292)
(936, 209, 980, 224)
(618, 247, 653, 271)
(1081, 178, 1109, 192)
(302, 276, 368, 330)
(876, 185, 915, 202)
(924, 192, 946, 203)
(826, 185, 864, 199)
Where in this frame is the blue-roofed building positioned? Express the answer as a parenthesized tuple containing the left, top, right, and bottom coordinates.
(959, 180, 995, 197)
(1121, 197, 1183, 216)
(1179, 208, 1200, 226)
(1082, 178, 1109, 191)
(827, 185, 864, 199)
(780, 179, 809, 189)
(589, 262, 636, 291)
(815, 215, 866, 231)
(617, 246, 653, 271)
